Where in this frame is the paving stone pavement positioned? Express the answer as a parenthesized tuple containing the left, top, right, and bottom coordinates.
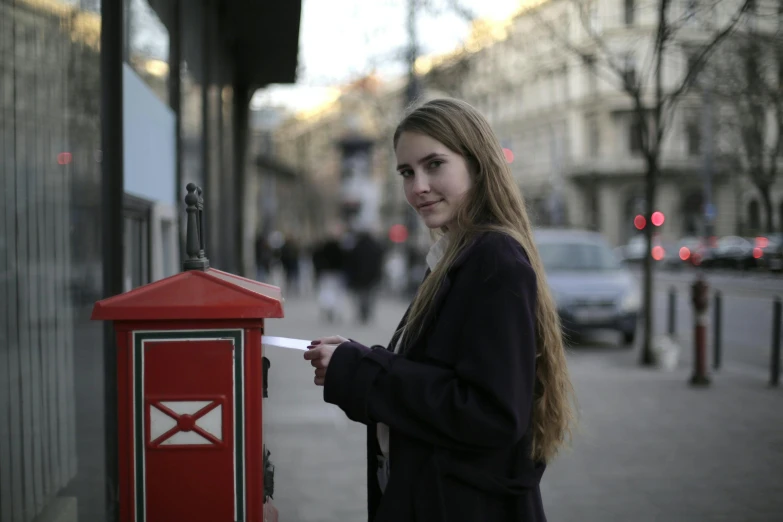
(263, 295, 783, 522)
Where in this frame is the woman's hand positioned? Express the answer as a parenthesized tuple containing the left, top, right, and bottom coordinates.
(263, 500, 278, 522)
(303, 335, 349, 386)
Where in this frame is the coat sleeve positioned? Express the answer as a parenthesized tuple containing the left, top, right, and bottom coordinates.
(323, 253, 538, 451)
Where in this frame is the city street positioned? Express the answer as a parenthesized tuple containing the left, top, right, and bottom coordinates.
(262, 292, 783, 522)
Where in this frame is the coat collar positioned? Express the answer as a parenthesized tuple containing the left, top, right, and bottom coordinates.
(400, 233, 485, 356)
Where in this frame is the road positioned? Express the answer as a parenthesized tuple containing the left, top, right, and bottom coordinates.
(262, 292, 783, 522)
(645, 267, 783, 375)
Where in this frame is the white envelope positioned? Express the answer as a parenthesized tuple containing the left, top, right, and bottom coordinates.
(261, 335, 312, 351)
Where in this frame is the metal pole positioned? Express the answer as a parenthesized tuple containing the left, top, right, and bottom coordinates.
(702, 84, 715, 237)
(233, 74, 250, 276)
(713, 291, 722, 370)
(667, 287, 676, 336)
(405, 0, 420, 106)
(771, 297, 781, 387)
(101, 0, 124, 517)
(690, 277, 711, 386)
(200, 0, 212, 264)
(404, 0, 421, 296)
(169, 0, 184, 262)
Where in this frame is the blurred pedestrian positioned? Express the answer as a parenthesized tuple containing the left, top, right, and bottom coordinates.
(280, 234, 301, 296)
(304, 98, 576, 522)
(344, 230, 384, 324)
(312, 227, 346, 323)
(255, 233, 272, 282)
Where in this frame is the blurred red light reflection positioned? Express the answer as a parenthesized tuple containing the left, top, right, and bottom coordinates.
(633, 215, 646, 230)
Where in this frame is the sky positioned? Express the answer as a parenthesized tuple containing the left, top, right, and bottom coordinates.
(251, 0, 521, 112)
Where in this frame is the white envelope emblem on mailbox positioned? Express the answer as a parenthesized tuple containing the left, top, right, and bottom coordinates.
(148, 399, 224, 447)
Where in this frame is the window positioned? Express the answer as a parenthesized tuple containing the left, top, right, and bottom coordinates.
(746, 0, 758, 31)
(585, 55, 597, 95)
(623, 54, 637, 88)
(559, 13, 571, 39)
(124, 0, 170, 104)
(588, 2, 601, 32)
(160, 219, 177, 278)
(546, 71, 554, 105)
(684, 108, 702, 156)
(624, 0, 635, 25)
(629, 115, 644, 155)
(685, 0, 698, 22)
(123, 194, 153, 292)
(517, 86, 524, 113)
(779, 0, 783, 32)
(586, 114, 600, 157)
(684, 47, 702, 81)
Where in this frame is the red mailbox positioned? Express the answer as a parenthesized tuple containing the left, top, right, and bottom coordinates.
(92, 184, 283, 522)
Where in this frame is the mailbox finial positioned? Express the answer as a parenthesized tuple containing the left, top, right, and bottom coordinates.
(183, 183, 210, 271)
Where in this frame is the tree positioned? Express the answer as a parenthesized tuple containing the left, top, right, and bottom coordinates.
(531, 0, 752, 364)
(713, 0, 783, 234)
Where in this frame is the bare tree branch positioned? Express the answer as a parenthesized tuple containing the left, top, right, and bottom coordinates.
(664, 0, 753, 108)
(712, 3, 783, 233)
(420, 0, 476, 21)
(528, 7, 632, 94)
(573, 0, 637, 91)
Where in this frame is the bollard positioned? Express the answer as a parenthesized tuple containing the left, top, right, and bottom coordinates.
(690, 276, 711, 386)
(771, 298, 781, 387)
(713, 291, 722, 370)
(668, 287, 677, 336)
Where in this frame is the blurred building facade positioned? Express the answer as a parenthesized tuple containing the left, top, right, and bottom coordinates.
(0, 1, 301, 521)
(417, 0, 781, 245)
(269, 75, 402, 240)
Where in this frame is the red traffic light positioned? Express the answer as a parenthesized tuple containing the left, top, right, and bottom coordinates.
(651, 211, 665, 227)
(633, 215, 646, 230)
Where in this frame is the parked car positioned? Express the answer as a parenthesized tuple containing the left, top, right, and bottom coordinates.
(535, 228, 640, 346)
(755, 234, 783, 272)
(618, 234, 677, 267)
(711, 235, 756, 269)
(674, 236, 716, 268)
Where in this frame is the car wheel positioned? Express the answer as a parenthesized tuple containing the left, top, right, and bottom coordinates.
(621, 330, 635, 346)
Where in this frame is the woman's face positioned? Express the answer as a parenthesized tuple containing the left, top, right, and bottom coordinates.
(395, 131, 473, 230)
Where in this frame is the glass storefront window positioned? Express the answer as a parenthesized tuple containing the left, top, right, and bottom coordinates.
(1, 1, 107, 521)
(124, 0, 169, 104)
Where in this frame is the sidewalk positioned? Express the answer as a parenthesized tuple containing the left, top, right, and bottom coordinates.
(263, 296, 783, 522)
(544, 349, 783, 521)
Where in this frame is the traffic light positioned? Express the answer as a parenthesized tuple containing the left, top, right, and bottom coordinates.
(634, 211, 665, 230)
(634, 214, 646, 230)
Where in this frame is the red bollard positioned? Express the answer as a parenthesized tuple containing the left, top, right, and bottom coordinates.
(690, 276, 711, 386)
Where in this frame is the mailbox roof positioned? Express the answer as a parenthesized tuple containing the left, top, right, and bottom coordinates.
(91, 268, 284, 322)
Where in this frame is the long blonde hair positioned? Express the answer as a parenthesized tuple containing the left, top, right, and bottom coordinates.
(394, 98, 575, 463)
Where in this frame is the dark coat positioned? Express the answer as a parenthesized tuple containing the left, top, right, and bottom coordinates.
(324, 232, 547, 522)
(312, 239, 344, 280)
(344, 232, 384, 290)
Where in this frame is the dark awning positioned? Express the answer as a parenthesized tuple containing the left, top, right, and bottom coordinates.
(148, 0, 301, 89)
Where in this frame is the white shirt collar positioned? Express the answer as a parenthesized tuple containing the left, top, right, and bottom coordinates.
(426, 234, 450, 271)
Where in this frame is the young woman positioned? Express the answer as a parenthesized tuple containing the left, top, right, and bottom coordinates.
(303, 98, 576, 522)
